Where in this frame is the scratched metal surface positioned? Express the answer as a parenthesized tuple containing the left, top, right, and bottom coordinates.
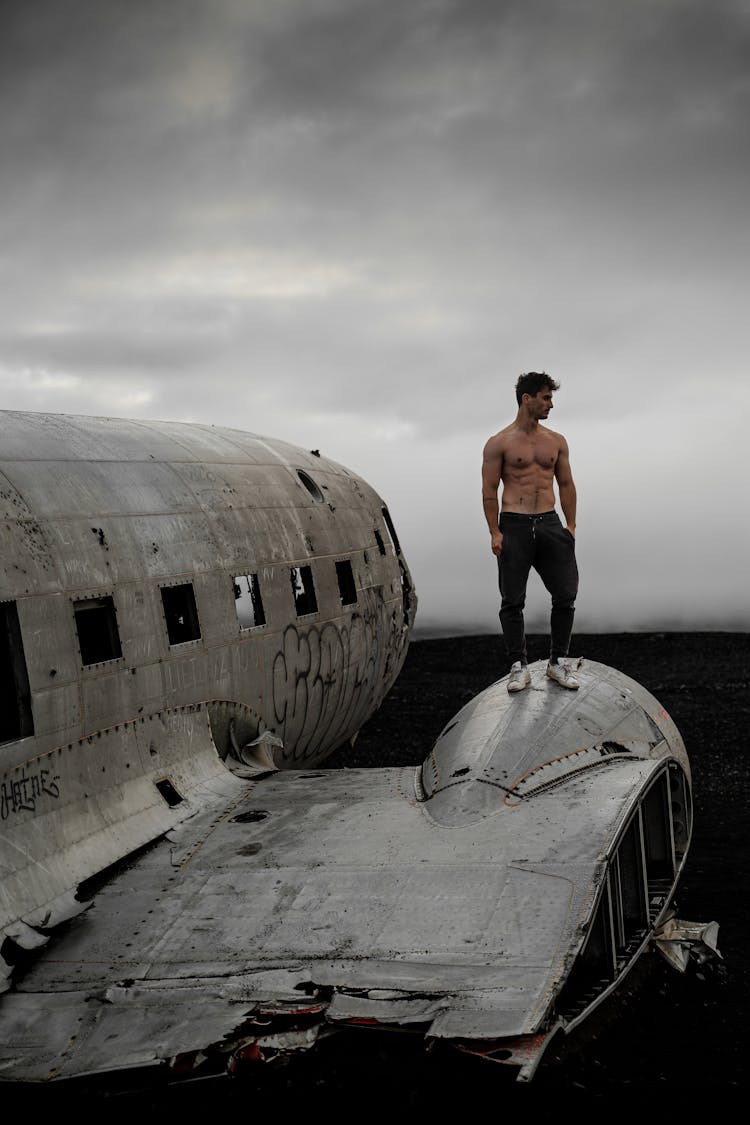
(0, 706, 246, 957)
(1, 411, 414, 971)
(421, 658, 688, 826)
(0, 410, 413, 773)
(0, 660, 678, 1082)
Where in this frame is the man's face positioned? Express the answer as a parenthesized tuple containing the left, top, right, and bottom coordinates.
(526, 390, 553, 419)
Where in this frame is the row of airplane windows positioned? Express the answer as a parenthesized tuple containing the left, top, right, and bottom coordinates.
(76, 557, 361, 666)
(0, 558, 364, 746)
(2, 504, 403, 745)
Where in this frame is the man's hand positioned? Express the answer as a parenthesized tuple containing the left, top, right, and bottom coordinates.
(565, 525, 576, 539)
(491, 530, 504, 556)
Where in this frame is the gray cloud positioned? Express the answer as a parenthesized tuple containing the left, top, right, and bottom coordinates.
(1, 0, 749, 631)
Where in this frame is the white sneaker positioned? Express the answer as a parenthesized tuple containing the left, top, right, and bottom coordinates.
(546, 660, 580, 690)
(507, 661, 531, 693)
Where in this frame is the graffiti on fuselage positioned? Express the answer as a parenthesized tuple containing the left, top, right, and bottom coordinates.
(271, 589, 403, 764)
(1, 767, 61, 821)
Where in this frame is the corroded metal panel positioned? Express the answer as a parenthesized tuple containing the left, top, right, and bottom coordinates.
(0, 410, 413, 763)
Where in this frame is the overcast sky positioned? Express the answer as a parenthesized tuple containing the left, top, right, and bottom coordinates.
(1, 0, 748, 635)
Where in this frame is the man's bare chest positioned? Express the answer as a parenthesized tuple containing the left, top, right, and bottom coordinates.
(503, 436, 558, 472)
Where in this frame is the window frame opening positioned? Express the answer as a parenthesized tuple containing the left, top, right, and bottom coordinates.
(297, 470, 325, 504)
(556, 761, 691, 1024)
(155, 777, 184, 807)
(669, 763, 691, 861)
(613, 815, 648, 953)
(73, 595, 123, 667)
(160, 582, 202, 646)
(0, 600, 34, 743)
(381, 507, 402, 555)
(400, 560, 413, 626)
(642, 771, 673, 870)
(290, 565, 318, 617)
(335, 559, 358, 606)
(233, 572, 267, 629)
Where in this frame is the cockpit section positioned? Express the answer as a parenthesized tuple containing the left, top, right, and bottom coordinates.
(555, 760, 692, 1024)
(417, 660, 688, 829)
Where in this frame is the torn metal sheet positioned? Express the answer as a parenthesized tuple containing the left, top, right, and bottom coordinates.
(653, 912, 722, 972)
(328, 993, 449, 1025)
(457, 1026, 563, 1083)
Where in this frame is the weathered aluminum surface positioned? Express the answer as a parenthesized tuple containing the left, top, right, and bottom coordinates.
(420, 656, 686, 826)
(1, 411, 414, 965)
(0, 660, 686, 1082)
(0, 410, 413, 774)
(0, 705, 244, 981)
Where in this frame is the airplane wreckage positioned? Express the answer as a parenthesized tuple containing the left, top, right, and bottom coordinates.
(0, 410, 718, 1087)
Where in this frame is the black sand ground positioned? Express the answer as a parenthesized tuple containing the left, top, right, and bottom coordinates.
(9, 633, 749, 1108)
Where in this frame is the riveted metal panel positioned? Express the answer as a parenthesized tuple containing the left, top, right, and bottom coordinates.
(16, 593, 78, 690)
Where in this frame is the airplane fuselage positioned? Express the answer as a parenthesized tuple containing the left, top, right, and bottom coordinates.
(1, 411, 414, 953)
(0, 411, 413, 772)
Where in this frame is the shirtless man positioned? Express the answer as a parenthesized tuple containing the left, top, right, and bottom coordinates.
(482, 371, 579, 692)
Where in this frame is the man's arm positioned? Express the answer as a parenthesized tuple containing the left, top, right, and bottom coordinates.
(482, 436, 504, 556)
(555, 437, 577, 536)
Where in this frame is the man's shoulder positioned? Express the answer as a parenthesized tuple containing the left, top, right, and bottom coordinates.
(484, 422, 516, 451)
(541, 424, 569, 449)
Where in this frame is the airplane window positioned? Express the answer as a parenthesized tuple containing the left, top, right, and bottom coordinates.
(615, 815, 648, 942)
(556, 880, 617, 1021)
(400, 560, 413, 625)
(160, 583, 201, 645)
(290, 565, 318, 616)
(669, 764, 691, 859)
(0, 600, 34, 743)
(381, 507, 402, 555)
(335, 559, 357, 606)
(642, 772, 674, 884)
(233, 573, 266, 629)
(558, 762, 685, 1023)
(297, 470, 325, 503)
(374, 529, 386, 556)
(73, 596, 123, 666)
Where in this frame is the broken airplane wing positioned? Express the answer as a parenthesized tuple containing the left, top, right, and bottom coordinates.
(1, 656, 714, 1085)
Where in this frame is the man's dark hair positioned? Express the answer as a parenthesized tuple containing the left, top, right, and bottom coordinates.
(515, 371, 560, 406)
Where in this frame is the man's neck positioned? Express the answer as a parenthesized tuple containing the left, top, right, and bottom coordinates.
(515, 409, 539, 434)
